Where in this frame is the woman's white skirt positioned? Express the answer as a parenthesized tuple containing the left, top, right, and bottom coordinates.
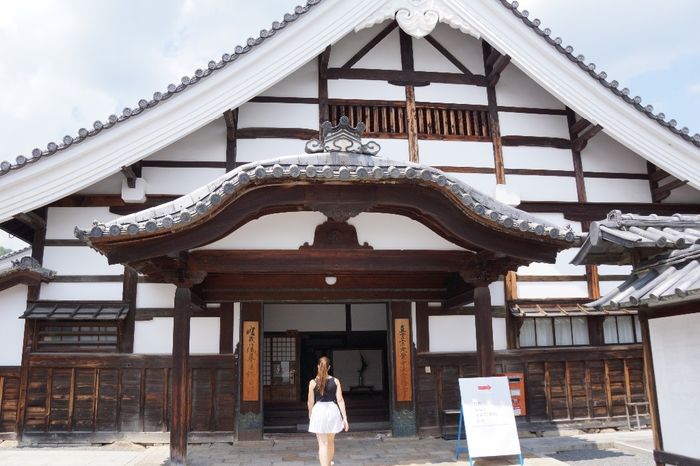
(308, 401, 343, 434)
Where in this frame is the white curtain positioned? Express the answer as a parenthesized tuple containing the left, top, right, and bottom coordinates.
(572, 317, 590, 345)
(535, 319, 554, 346)
(617, 316, 635, 343)
(603, 316, 619, 344)
(519, 319, 536, 347)
(554, 318, 573, 345)
(634, 316, 642, 342)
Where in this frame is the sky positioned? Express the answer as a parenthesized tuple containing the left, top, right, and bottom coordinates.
(0, 0, 698, 251)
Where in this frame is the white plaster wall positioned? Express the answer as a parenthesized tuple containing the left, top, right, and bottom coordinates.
(133, 317, 173, 354)
(518, 248, 585, 276)
(197, 212, 326, 250)
(47, 207, 119, 239)
(598, 279, 627, 297)
(489, 281, 505, 306)
(349, 213, 464, 250)
(372, 139, 409, 161)
(585, 178, 652, 203)
(351, 303, 387, 331)
(414, 83, 488, 105)
(190, 317, 220, 354)
(419, 140, 494, 167)
(333, 349, 384, 390)
(649, 313, 700, 459)
(580, 132, 648, 174)
(416, 24, 484, 74)
(517, 281, 589, 299)
(493, 317, 507, 351)
(39, 282, 123, 300)
(502, 146, 574, 171)
(76, 172, 124, 195)
(663, 184, 700, 204)
(496, 64, 564, 109)
(412, 36, 461, 73)
(233, 302, 240, 350)
(597, 263, 633, 276)
(264, 304, 346, 332)
(498, 113, 570, 138)
(447, 172, 497, 196)
(411, 302, 417, 346)
(0, 285, 28, 365)
(506, 175, 579, 202)
(43, 246, 123, 276)
(136, 283, 177, 308)
(142, 167, 225, 195)
(429, 315, 476, 352)
(329, 21, 400, 70)
(146, 119, 226, 162)
(261, 60, 318, 98)
(328, 79, 407, 101)
(236, 138, 306, 163)
(354, 29, 402, 70)
(238, 102, 318, 129)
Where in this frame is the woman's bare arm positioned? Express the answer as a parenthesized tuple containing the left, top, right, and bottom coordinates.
(335, 378, 349, 431)
(307, 380, 316, 419)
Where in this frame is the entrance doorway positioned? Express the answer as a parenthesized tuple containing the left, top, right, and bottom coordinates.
(262, 303, 390, 432)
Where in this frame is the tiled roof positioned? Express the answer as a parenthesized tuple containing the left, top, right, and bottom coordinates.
(0, 246, 32, 263)
(22, 301, 129, 320)
(0, 256, 55, 280)
(1, 0, 698, 178)
(74, 152, 578, 244)
(501, 0, 700, 148)
(511, 302, 636, 317)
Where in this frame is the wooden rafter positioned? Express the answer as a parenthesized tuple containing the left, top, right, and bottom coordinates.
(484, 46, 511, 87)
(424, 35, 474, 77)
(647, 162, 688, 202)
(572, 124, 603, 152)
(120, 162, 142, 189)
(341, 21, 397, 69)
(318, 46, 331, 125)
(13, 211, 46, 231)
(223, 108, 239, 171)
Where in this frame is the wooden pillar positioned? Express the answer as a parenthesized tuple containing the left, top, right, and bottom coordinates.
(482, 43, 505, 185)
(224, 109, 239, 172)
(639, 312, 664, 466)
(120, 266, 138, 353)
(318, 46, 331, 126)
(415, 302, 429, 353)
(504, 271, 518, 349)
(389, 302, 416, 437)
(170, 287, 192, 466)
(475, 286, 495, 377)
(219, 303, 234, 354)
(238, 302, 263, 441)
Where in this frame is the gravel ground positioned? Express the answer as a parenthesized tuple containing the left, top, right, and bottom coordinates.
(551, 448, 654, 466)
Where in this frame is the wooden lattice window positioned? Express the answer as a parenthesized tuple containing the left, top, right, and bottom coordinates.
(603, 316, 642, 344)
(263, 335, 297, 387)
(330, 101, 406, 136)
(519, 317, 590, 348)
(35, 321, 119, 352)
(416, 104, 490, 139)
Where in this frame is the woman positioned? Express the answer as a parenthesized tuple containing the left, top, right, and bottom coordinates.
(308, 356, 349, 466)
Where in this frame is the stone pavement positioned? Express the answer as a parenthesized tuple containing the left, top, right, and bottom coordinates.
(0, 430, 653, 466)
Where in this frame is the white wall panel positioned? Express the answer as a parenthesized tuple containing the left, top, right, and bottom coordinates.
(502, 146, 573, 170)
(261, 60, 318, 98)
(146, 119, 226, 162)
(43, 246, 123, 276)
(264, 304, 346, 332)
(496, 64, 564, 109)
(328, 79, 407, 101)
(414, 83, 488, 105)
(39, 282, 123, 300)
(517, 281, 588, 299)
(351, 303, 387, 331)
(233, 302, 240, 349)
(429, 315, 476, 352)
(506, 175, 578, 202)
(238, 102, 318, 129)
(412, 35, 461, 73)
(0, 285, 28, 365)
(493, 318, 507, 351)
(419, 140, 494, 167)
(142, 167, 225, 195)
(489, 281, 505, 306)
(236, 138, 306, 163)
(349, 213, 464, 250)
(373, 139, 409, 161)
(136, 283, 177, 308)
(190, 317, 220, 354)
(355, 29, 402, 70)
(518, 248, 585, 276)
(663, 184, 700, 204)
(598, 279, 626, 296)
(498, 113, 569, 138)
(76, 172, 124, 195)
(448, 172, 497, 196)
(580, 132, 647, 174)
(134, 318, 173, 354)
(329, 21, 399, 69)
(333, 349, 384, 390)
(585, 178, 652, 203)
(597, 264, 633, 276)
(649, 313, 700, 459)
(47, 207, 119, 239)
(423, 24, 484, 74)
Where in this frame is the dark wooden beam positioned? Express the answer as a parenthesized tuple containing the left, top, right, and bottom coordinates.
(572, 124, 603, 152)
(415, 302, 430, 353)
(569, 117, 592, 136)
(518, 201, 700, 222)
(318, 46, 331, 125)
(406, 85, 419, 163)
(120, 266, 138, 353)
(474, 285, 495, 376)
(501, 135, 571, 149)
(483, 42, 505, 184)
(486, 55, 511, 87)
(342, 21, 398, 69)
(567, 108, 588, 203)
(504, 271, 518, 349)
(425, 35, 474, 77)
(120, 163, 142, 189)
(223, 108, 238, 172)
(654, 178, 687, 202)
(653, 450, 699, 466)
(170, 287, 192, 466)
(13, 211, 46, 231)
(399, 29, 414, 72)
(219, 303, 234, 354)
(326, 67, 487, 86)
(236, 127, 317, 140)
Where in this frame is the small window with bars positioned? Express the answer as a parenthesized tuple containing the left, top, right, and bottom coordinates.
(519, 317, 590, 348)
(603, 316, 642, 344)
(263, 335, 296, 386)
(35, 321, 119, 352)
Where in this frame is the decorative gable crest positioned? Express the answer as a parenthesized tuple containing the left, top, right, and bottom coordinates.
(305, 116, 381, 156)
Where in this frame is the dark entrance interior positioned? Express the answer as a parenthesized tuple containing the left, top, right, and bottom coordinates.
(263, 303, 390, 432)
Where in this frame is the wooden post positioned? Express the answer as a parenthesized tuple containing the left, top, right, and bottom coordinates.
(389, 302, 416, 437)
(639, 312, 664, 466)
(219, 303, 234, 354)
(170, 287, 192, 466)
(415, 302, 429, 353)
(482, 43, 505, 185)
(475, 285, 495, 377)
(318, 46, 331, 126)
(238, 302, 263, 441)
(224, 108, 238, 172)
(405, 85, 419, 163)
(504, 271, 518, 349)
(120, 266, 138, 353)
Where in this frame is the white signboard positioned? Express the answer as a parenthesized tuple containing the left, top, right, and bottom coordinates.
(459, 376, 521, 459)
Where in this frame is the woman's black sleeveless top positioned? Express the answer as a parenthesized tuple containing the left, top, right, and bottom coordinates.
(314, 377, 337, 403)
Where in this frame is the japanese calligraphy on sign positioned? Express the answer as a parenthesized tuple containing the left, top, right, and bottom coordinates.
(394, 318, 412, 402)
(242, 321, 260, 402)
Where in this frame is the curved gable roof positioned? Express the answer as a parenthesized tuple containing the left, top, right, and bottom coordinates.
(1, 0, 698, 222)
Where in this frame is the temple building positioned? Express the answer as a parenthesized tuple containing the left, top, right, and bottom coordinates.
(0, 1, 699, 465)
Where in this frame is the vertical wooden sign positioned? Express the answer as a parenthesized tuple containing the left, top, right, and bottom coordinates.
(242, 321, 260, 402)
(394, 318, 412, 402)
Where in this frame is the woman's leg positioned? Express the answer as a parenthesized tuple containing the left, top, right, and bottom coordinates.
(316, 433, 331, 466)
(328, 433, 336, 464)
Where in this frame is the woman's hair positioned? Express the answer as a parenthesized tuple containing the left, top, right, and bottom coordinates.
(315, 356, 331, 395)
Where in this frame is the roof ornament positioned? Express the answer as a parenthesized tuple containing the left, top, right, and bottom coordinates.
(305, 116, 381, 156)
